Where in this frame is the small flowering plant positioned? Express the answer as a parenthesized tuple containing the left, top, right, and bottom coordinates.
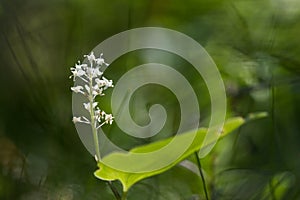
(69, 52, 263, 200)
(70, 52, 114, 161)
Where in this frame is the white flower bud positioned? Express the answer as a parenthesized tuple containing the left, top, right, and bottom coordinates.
(84, 52, 96, 64)
(71, 86, 85, 94)
(72, 116, 82, 123)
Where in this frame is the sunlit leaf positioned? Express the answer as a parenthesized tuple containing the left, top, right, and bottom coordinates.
(95, 117, 245, 192)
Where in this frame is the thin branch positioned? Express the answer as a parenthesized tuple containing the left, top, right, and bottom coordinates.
(194, 152, 209, 200)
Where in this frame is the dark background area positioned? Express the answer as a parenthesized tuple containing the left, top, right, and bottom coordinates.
(0, 0, 300, 199)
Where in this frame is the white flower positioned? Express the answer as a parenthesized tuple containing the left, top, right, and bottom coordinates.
(86, 67, 102, 78)
(92, 84, 103, 96)
(95, 58, 105, 65)
(94, 67, 103, 76)
(72, 116, 90, 124)
(94, 108, 100, 116)
(72, 116, 82, 123)
(70, 52, 114, 134)
(70, 62, 88, 80)
(100, 110, 106, 118)
(95, 53, 109, 66)
(84, 52, 96, 65)
(95, 78, 106, 87)
(104, 114, 114, 125)
(102, 77, 114, 89)
(95, 77, 114, 89)
(86, 67, 92, 77)
(83, 102, 98, 111)
(75, 62, 87, 70)
(97, 87, 104, 96)
(92, 89, 98, 96)
(71, 86, 85, 94)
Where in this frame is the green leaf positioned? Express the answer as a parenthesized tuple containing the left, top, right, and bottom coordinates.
(95, 117, 245, 192)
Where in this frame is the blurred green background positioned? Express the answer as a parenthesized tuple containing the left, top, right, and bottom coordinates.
(0, 0, 300, 199)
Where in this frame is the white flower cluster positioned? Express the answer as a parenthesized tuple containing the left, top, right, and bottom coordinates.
(70, 52, 114, 128)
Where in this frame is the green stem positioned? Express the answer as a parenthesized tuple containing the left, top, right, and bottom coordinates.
(89, 76, 100, 159)
(194, 152, 209, 200)
(108, 181, 122, 200)
(121, 191, 128, 200)
(88, 76, 121, 200)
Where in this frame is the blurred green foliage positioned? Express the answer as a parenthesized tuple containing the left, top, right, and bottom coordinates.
(0, 0, 300, 199)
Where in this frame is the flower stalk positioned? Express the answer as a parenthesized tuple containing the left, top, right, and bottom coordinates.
(89, 73, 101, 159)
(70, 51, 114, 160)
(70, 52, 121, 200)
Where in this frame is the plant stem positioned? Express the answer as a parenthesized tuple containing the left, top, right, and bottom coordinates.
(88, 77, 121, 200)
(194, 152, 209, 200)
(89, 76, 101, 159)
(121, 191, 128, 200)
(108, 181, 122, 200)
